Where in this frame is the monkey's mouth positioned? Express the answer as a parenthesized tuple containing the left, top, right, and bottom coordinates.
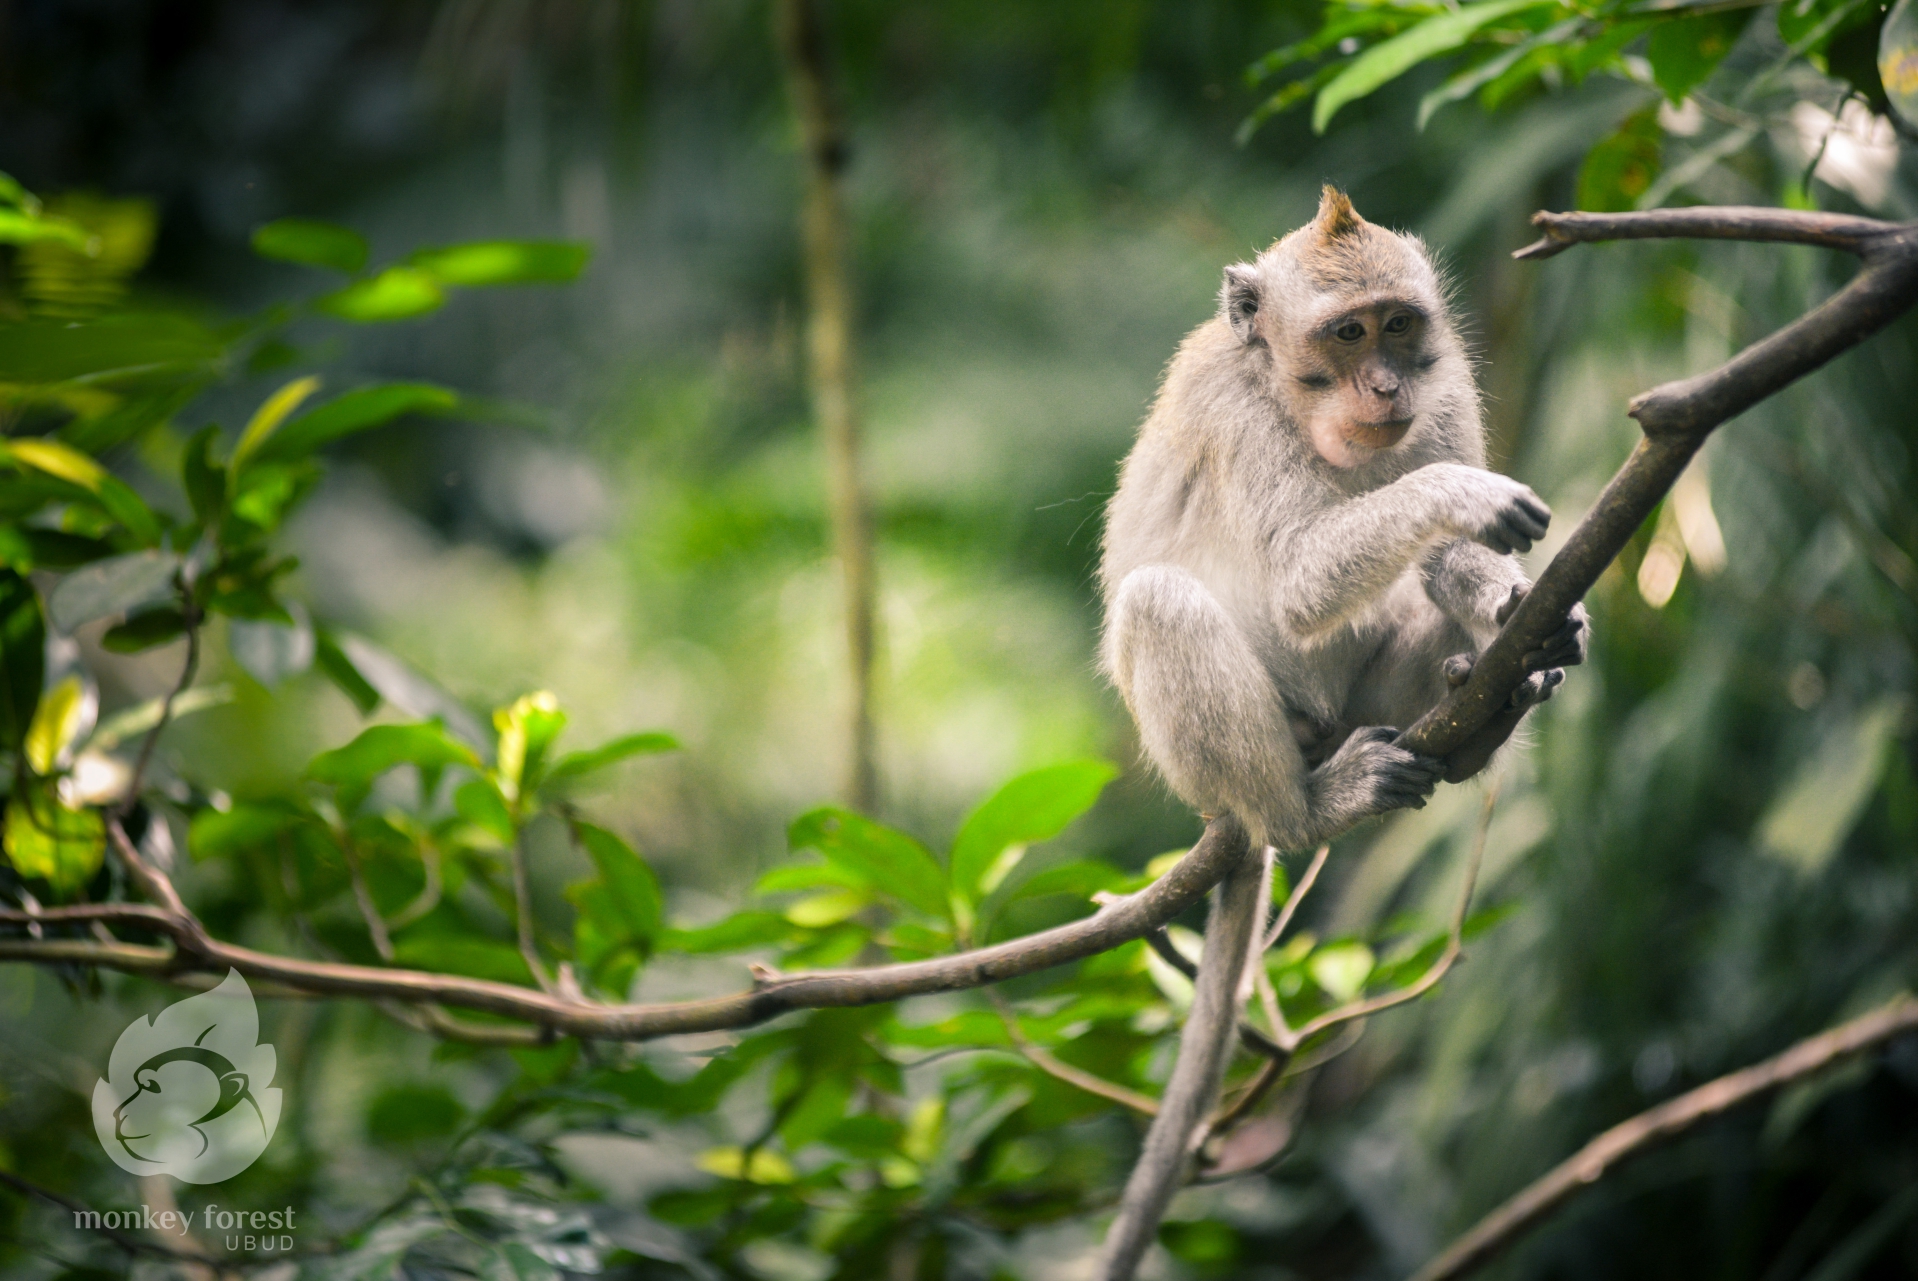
(1343, 418, 1412, 450)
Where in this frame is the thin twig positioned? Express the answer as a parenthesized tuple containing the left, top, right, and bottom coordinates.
(990, 990, 1159, 1116)
(1410, 994, 1918, 1281)
(115, 582, 201, 818)
(507, 835, 554, 993)
(1286, 783, 1492, 1047)
(1262, 843, 1329, 951)
(339, 832, 395, 962)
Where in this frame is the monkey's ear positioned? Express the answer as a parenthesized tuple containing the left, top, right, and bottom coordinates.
(1221, 263, 1260, 344)
(1312, 185, 1364, 240)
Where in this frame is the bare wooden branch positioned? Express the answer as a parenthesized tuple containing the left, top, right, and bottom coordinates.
(1411, 995, 1918, 1281)
(0, 815, 1251, 1041)
(1402, 209, 1918, 759)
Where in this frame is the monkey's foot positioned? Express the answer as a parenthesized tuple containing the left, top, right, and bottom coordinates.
(1493, 583, 1592, 671)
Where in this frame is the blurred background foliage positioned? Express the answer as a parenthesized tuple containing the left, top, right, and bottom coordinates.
(1, 1, 1917, 1278)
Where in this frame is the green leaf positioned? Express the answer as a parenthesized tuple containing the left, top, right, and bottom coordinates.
(250, 382, 461, 464)
(784, 888, 871, 928)
(572, 822, 663, 947)
(3, 784, 104, 892)
(789, 808, 950, 921)
(0, 571, 47, 752)
(45, 550, 181, 633)
(182, 425, 226, 524)
(1758, 697, 1906, 874)
(3, 439, 162, 545)
(541, 732, 679, 788)
(755, 861, 866, 895)
(189, 800, 312, 861)
(408, 241, 591, 287)
(365, 1083, 464, 1145)
(251, 218, 368, 274)
(315, 629, 380, 714)
(308, 722, 481, 791)
(454, 778, 516, 846)
(23, 674, 86, 774)
(1309, 942, 1376, 1002)
(1647, 9, 1755, 104)
(660, 910, 802, 954)
(0, 314, 223, 386)
(1578, 108, 1664, 212)
(391, 935, 535, 985)
(317, 267, 446, 323)
(1416, 17, 1582, 128)
(493, 691, 566, 801)
(1313, 0, 1555, 133)
(0, 208, 92, 251)
(949, 759, 1118, 905)
(101, 607, 187, 653)
(231, 375, 322, 469)
(89, 684, 234, 750)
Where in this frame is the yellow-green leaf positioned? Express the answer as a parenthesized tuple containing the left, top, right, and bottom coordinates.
(1309, 942, 1376, 1002)
(1313, 0, 1553, 133)
(23, 674, 86, 774)
(695, 1147, 795, 1184)
(232, 375, 322, 470)
(4, 787, 105, 892)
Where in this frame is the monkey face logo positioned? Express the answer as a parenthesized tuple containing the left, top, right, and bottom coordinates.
(90, 970, 281, 1183)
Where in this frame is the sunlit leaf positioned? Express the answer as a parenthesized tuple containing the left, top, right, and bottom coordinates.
(695, 1147, 795, 1184)
(317, 267, 445, 323)
(949, 759, 1118, 905)
(23, 674, 88, 774)
(0, 208, 92, 251)
(493, 691, 566, 801)
(1313, 0, 1554, 132)
(307, 722, 480, 791)
(250, 382, 461, 464)
(455, 778, 516, 846)
(788, 808, 949, 921)
(3, 439, 162, 545)
(573, 822, 663, 947)
(251, 218, 368, 274)
(542, 732, 679, 789)
(408, 240, 591, 287)
(231, 374, 322, 469)
(3, 784, 105, 892)
(1758, 697, 1905, 874)
(1309, 941, 1376, 1001)
(785, 888, 872, 928)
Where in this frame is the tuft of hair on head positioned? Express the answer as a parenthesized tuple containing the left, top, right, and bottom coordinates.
(1312, 185, 1364, 241)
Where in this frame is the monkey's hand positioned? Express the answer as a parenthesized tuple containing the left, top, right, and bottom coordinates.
(1493, 583, 1590, 670)
(1445, 469, 1551, 556)
(1318, 725, 1444, 820)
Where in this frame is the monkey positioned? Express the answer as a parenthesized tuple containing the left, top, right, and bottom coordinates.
(1093, 188, 1588, 1280)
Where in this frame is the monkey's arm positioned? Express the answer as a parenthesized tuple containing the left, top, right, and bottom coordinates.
(1097, 846, 1267, 1281)
(1274, 463, 1548, 639)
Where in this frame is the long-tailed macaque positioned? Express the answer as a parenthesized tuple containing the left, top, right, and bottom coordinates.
(1094, 188, 1588, 1279)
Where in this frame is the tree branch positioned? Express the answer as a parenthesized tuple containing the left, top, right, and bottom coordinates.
(0, 815, 1251, 1041)
(991, 990, 1159, 1116)
(1402, 209, 1918, 758)
(1410, 994, 1918, 1281)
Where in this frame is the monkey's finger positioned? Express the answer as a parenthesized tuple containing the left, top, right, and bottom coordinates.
(1495, 582, 1530, 626)
(1516, 493, 1552, 530)
(1443, 653, 1475, 687)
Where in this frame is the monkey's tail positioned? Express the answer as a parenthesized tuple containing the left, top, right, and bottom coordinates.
(1096, 833, 1265, 1281)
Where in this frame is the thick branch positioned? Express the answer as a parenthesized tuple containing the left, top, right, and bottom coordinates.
(1402, 210, 1918, 757)
(0, 816, 1250, 1041)
(1411, 994, 1918, 1281)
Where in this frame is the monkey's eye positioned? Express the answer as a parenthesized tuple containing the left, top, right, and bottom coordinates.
(1297, 373, 1334, 389)
(1334, 321, 1365, 342)
(1237, 300, 1257, 319)
(1384, 313, 1412, 334)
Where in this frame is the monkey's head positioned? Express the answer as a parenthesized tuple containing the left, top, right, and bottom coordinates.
(1221, 187, 1463, 470)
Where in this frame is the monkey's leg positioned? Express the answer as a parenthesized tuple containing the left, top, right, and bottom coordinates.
(1110, 566, 1439, 848)
(1097, 841, 1265, 1281)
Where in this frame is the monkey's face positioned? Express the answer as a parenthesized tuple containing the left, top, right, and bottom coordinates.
(1282, 295, 1432, 469)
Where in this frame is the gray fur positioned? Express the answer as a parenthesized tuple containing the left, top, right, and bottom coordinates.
(1099, 214, 1546, 853)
